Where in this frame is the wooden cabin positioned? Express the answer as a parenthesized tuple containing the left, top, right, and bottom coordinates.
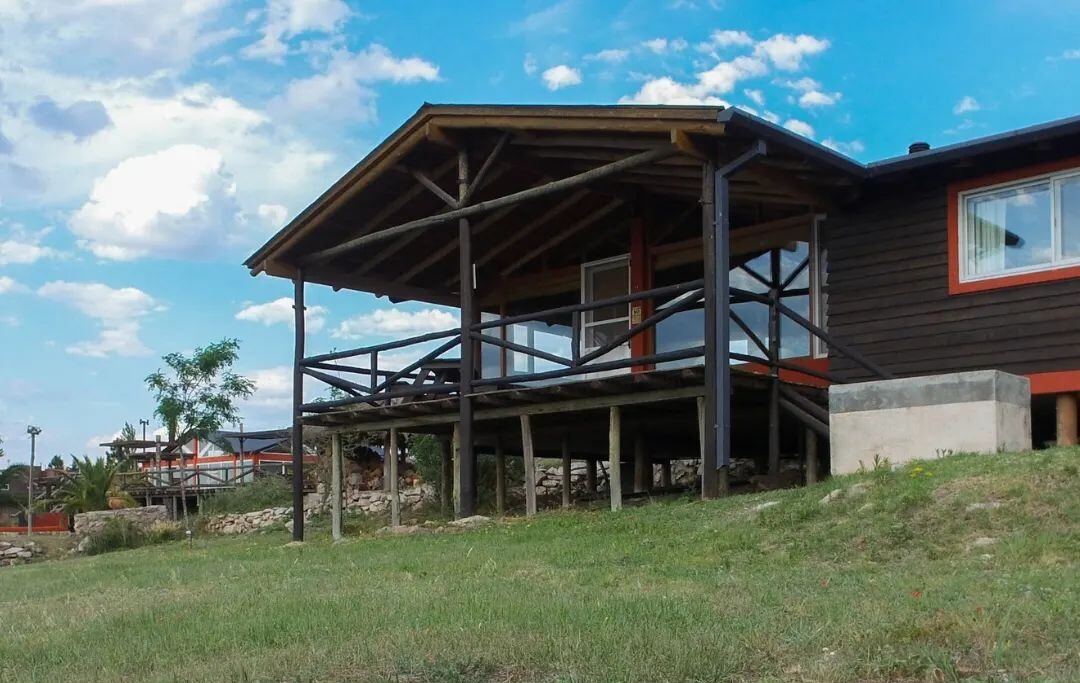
(243, 105, 1080, 539)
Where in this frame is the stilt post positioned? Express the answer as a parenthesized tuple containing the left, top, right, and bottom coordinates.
(382, 431, 392, 492)
(609, 406, 622, 511)
(767, 247, 782, 479)
(561, 435, 572, 508)
(1057, 393, 1078, 446)
(495, 436, 507, 515)
(457, 146, 477, 518)
(585, 458, 598, 494)
(291, 270, 306, 541)
(521, 415, 537, 516)
(389, 427, 400, 526)
(452, 423, 462, 516)
(331, 433, 343, 540)
(633, 433, 649, 493)
(804, 426, 819, 485)
(660, 460, 672, 489)
(439, 436, 453, 517)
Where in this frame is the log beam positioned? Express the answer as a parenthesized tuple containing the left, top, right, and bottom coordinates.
(609, 406, 622, 511)
(1057, 393, 1078, 446)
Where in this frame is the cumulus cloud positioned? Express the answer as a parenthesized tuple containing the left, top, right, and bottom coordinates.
(0, 275, 26, 294)
(586, 49, 630, 63)
(236, 297, 327, 334)
(332, 308, 459, 339)
(0, 224, 62, 265)
(27, 97, 112, 140)
(754, 34, 830, 71)
(822, 138, 866, 156)
(541, 65, 583, 91)
(68, 144, 255, 261)
(642, 38, 688, 54)
(698, 30, 754, 52)
(37, 281, 161, 357)
(620, 55, 765, 105)
(953, 95, 980, 115)
(243, 0, 351, 61)
(782, 118, 815, 138)
(798, 90, 840, 108)
(743, 88, 765, 106)
(275, 44, 439, 122)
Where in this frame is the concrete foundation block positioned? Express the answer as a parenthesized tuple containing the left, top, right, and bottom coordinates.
(829, 370, 1031, 475)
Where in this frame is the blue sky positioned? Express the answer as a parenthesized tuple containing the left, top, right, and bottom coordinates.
(1, 0, 1079, 464)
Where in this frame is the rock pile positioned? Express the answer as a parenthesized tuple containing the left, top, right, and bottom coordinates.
(202, 507, 292, 535)
(0, 540, 45, 567)
(74, 506, 168, 540)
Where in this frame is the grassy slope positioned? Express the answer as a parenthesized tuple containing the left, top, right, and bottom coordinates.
(1, 449, 1078, 683)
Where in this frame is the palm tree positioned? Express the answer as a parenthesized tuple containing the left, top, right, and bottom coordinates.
(55, 457, 129, 514)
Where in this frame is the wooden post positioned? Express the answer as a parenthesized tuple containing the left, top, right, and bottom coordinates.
(609, 406, 622, 511)
(700, 160, 727, 499)
(439, 436, 453, 517)
(633, 433, 649, 493)
(660, 460, 672, 489)
(1057, 393, 1078, 446)
(452, 423, 462, 517)
(495, 436, 507, 515)
(804, 426, 819, 485)
(291, 271, 306, 541)
(389, 428, 400, 527)
(560, 435, 572, 509)
(179, 449, 189, 525)
(331, 433, 343, 541)
(767, 248, 782, 480)
(521, 415, 537, 516)
(457, 146, 477, 519)
(585, 458, 598, 494)
(382, 431, 392, 492)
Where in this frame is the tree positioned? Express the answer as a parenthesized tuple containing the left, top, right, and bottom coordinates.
(47, 455, 65, 470)
(54, 457, 128, 514)
(105, 422, 138, 467)
(145, 339, 256, 446)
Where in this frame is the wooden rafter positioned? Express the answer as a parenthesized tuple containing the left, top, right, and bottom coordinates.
(501, 198, 625, 277)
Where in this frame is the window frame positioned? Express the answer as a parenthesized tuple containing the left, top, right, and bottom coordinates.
(948, 156, 1080, 295)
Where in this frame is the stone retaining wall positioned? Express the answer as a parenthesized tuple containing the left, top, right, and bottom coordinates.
(74, 505, 168, 539)
(0, 539, 45, 567)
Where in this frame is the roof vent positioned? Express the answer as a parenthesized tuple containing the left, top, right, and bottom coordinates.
(908, 141, 931, 154)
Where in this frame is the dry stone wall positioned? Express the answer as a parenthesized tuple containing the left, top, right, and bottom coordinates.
(0, 539, 46, 567)
(74, 506, 168, 539)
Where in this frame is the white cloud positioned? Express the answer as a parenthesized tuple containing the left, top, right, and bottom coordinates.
(275, 45, 439, 122)
(258, 204, 290, 229)
(620, 55, 765, 105)
(236, 297, 327, 334)
(798, 90, 840, 108)
(744, 88, 765, 106)
(778, 76, 821, 92)
(953, 95, 981, 115)
(333, 308, 459, 339)
(754, 34, 830, 71)
(541, 65, 583, 91)
(0, 224, 61, 266)
(0, 276, 26, 294)
(243, 0, 351, 61)
(68, 144, 254, 261)
(822, 138, 865, 156)
(642, 38, 688, 54)
(509, 1, 574, 35)
(586, 49, 630, 63)
(37, 281, 161, 357)
(698, 30, 754, 52)
(782, 118, 815, 138)
(1053, 48, 1080, 60)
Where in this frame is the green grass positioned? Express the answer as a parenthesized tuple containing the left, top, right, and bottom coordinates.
(2, 448, 1078, 683)
(200, 475, 292, 515)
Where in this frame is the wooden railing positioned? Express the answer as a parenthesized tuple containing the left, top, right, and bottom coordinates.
(299, 258, 891, 415)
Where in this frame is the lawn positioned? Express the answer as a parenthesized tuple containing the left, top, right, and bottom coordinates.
(1, 448, 1078, 683)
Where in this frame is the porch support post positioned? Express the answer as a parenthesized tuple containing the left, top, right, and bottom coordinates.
(633, 433, 649, 493)
(382, 431, 392, 492)
(521, 415, 537, 516)
(1057, 393, 1078, 446)
(609, 406, 622, 511)
(331, 432, 343, 541)
(439, 436, 453, 517)
(389, 427, 400, 527)
(804, 426, 819, 485)
(457, 146, 477, 518)
(701, 161, 729, 499)
(495, 436, 507, 515)
(585, 458, 598, 493)
(561, 435, 572, 509)
(768, 248, 782, 480)
(660, 460, 672, 489)
(452, 423, 461, 516)
(291, 270, 306, 541)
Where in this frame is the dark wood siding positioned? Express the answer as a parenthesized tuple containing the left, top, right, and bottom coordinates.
(824, 186, 1080, 382)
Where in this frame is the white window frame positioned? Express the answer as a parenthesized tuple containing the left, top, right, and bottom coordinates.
(578, 254, 630, 357)
(809, 214, 829, 359)
(957, 165, 1080, 283)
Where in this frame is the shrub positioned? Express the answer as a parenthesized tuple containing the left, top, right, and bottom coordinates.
(82, 518, 186, 556)
(201, 476, 291, 515)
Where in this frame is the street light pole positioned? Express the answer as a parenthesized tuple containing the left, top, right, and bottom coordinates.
(26, 425, 41, 538)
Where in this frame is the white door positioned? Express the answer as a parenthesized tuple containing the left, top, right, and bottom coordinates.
(580, 255, 631, 378)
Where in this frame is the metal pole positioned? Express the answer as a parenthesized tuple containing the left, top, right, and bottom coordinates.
(292, 270, 306, 541)
(768, 248, 782, 479)
(26, 426, 40, 537)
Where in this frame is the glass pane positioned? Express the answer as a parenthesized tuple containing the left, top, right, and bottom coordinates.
(1061, 176, 1080, 260)
(584, 320, 627, 349)
(965, 183, 1051, 276)
(584, 262, 628, 324)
